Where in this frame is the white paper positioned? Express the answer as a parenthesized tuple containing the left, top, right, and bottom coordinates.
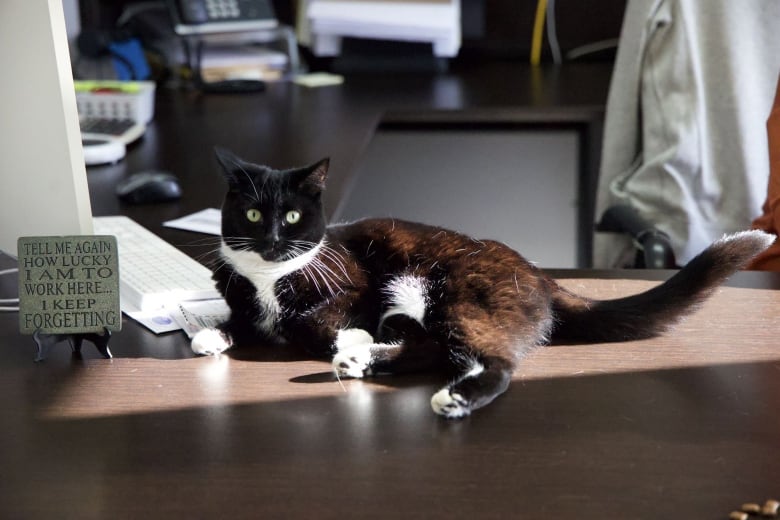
(121, 295, 229, 336)
(201, 45, 288, 69)
(163, 208, 222, 236)
(172, 299, 231, 338)
(120, 297, 182, 334)
(293, 72, 344, 88)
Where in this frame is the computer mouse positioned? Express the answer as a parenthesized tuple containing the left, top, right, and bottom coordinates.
(116, 171, 182, 204)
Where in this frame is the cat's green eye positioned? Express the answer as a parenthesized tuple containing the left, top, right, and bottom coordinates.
(285, 210, 301, 224)
(246, 209, 262, 223)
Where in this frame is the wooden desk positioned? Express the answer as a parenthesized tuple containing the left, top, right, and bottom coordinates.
(2, 63, 778, 518)
(2, 260, 779, 519)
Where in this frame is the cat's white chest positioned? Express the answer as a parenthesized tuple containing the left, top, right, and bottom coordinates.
(220, 242, 322, 333)
(247, 275, 281, 332)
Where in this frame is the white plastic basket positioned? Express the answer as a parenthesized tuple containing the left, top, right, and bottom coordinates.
(74, 80, 156, 123)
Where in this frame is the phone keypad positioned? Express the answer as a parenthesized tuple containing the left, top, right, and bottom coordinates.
(205, 0, 241, 20)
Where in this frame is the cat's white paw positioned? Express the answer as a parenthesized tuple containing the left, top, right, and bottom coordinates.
(332, 344, 372, 378)
(335, 328, 373, 351)
(431, 388, 470, 419)
(191, 328, 232, 356)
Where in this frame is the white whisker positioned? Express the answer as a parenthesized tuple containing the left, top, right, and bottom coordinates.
(309, 261, 336, 298)
(303, 264, 324, 297)
(335, 370, 346, 392)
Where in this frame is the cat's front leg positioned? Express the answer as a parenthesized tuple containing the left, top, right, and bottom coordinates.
(190, 315, 262, 356)
(191, 326, 233, 356)
(331, 316, 443, 378)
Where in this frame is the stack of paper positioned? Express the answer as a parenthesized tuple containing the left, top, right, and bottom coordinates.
(200, 45, 289, 82)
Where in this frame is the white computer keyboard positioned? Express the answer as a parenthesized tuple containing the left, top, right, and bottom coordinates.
(93, 216, 220, 311)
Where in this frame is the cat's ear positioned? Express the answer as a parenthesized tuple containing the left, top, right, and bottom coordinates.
(213, 146, 245, 188)
(295, 158, 329, 195)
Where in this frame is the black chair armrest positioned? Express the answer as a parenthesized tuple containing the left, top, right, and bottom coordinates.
(596, 204, 677, 268)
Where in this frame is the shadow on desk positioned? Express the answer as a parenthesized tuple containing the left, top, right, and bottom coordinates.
(2, 356, 778, 518)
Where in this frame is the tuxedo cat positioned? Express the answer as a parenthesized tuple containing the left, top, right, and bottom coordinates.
(192, 148, 774, 419)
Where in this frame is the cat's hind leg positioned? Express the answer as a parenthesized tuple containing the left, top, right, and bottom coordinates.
(431, 354, 514, 419)
(428, 264, 552, 418)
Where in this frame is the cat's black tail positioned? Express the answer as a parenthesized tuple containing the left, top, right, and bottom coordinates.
(549, 230, 775, 343)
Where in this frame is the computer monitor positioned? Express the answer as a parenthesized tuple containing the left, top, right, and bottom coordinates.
(0, 0, 93, 258)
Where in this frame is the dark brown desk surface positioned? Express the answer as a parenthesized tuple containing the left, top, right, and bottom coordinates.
(2, 63, 779, 519)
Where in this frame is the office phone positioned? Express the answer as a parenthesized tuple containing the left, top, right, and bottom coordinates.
(170, 0, 275, 25)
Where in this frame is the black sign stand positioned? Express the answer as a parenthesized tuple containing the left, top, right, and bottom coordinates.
(33, 328, 112, 362)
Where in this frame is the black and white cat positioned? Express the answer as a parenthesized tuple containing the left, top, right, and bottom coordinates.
(192, 148, 774, 419)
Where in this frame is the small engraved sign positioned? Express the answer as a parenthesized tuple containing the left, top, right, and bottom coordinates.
(17, 236, 121, 335)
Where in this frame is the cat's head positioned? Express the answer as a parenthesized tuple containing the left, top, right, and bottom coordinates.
(215, 147, 329, 262)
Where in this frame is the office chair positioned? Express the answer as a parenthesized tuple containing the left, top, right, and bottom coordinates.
(593, 0, 780, 268)
(596, 205, 676, 268)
